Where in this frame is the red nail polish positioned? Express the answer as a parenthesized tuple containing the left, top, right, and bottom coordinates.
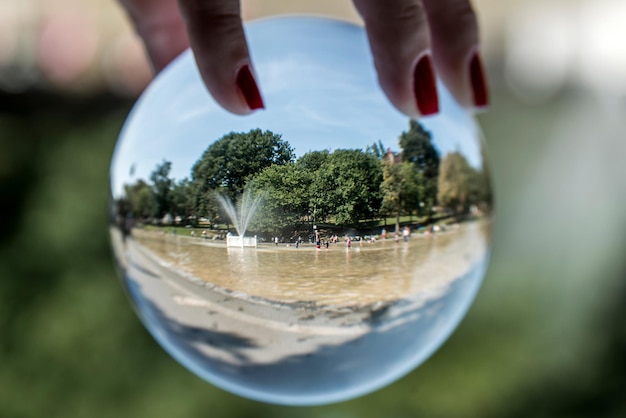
(236, 65, 264, 110)
(413, 55, 439, 116)
(469, 53, 489, 108)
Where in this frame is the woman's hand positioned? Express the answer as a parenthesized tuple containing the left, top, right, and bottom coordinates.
(119, 0, 488, 116)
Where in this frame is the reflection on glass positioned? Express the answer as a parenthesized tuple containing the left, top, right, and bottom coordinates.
(109, 17, 493, 405)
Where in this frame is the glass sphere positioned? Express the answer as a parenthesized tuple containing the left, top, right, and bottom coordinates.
(109, 17, 493, 405)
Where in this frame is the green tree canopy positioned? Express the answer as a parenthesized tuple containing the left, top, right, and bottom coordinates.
(123, 179, 155, 219)
(248, 164, 313, 235)
(296, 150, 329, 172)
(399, 120, 439, 175)
(191, 129, 295, 216)
(380, 161, 423, 232)
(438, 151, 475, 215)
(311, 149, 383, 225)
(366, 140, 386, 160)
(399, 120, 440, 213)
(149, 160, 173, 218)
(170, 178, 195, 222)
(474, 147, 493, 212)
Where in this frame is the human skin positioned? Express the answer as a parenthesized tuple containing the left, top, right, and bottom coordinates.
(118, 0, 488, 117)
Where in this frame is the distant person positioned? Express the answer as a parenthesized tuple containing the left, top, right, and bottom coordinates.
(403, 226, 410, 242)
(346, 237, 352, 248)
(274, 236, 279, 246)
(381, 228, 387, 240)
(122, 215, 133, 241)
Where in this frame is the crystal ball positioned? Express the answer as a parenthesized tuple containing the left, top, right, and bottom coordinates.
(109, 17, 493, 405)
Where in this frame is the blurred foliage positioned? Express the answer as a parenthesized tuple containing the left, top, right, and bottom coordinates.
(0, 88, 624, 418)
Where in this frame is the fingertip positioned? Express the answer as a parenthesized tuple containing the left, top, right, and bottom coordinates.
(178, 0, 264, 115)
(355, 0, 441, 119)
(374, 53, 441, 120)
(433, 48, 490, 112)
(422, 0, 488, 111)
(468, 51, 489, 110)
(196, 61, 264, 116)
(235, 64, 265, 111)
(378, 53, 441, 119)
(413, 53, 440, 116)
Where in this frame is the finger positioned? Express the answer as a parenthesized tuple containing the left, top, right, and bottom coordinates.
(353, 0, 439, 117)
(422, 0, 489, 109)
(119, 0, 189, 72)
(178, 0, 264, 115)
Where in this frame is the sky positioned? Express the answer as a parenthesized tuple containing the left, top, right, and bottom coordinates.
(110, 17, 483, 197)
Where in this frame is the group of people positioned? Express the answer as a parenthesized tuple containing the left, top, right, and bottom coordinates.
(314, 230, 331, 249)
(187, 225, 426, 248)
(380, 226, 412, 242)
(189, 229, 229, 240)
(303, 226, 419, 250)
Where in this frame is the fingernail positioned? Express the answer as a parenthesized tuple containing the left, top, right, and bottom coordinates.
(413, 54, 439, 116)
(236, 65, 264, 110)
(469, 52, 489, 108)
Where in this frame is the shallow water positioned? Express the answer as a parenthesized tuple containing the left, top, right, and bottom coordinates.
(133, 221, 489, 307)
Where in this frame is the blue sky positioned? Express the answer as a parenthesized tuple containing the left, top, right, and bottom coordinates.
(111, 17, 483, 197)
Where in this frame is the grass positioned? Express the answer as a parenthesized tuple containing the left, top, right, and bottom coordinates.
(139, 211, 462, 241)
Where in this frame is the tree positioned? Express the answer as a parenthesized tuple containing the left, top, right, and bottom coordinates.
(149, 160, 174, 219)
(170, 178, 195, 223)
(123, 179, 155, 219)
(380, 161, 403, 231)
(296, 150, 329, 172)
(311, 149, 383, 225)
(192, 129, 295, 216)
(248, 163, 313, 236)
(380, 161, 422, 233)
(473, 146, 494, 213)
(366, 140, 386, 160)
(399, 120, 440, 214)
(438, 151, 475, 215)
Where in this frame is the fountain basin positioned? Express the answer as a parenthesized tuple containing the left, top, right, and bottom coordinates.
(226, 234, 258, 248)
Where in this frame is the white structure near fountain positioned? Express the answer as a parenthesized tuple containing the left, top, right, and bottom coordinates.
(226, 233, 258, 248)
(216, 188, 262, 248)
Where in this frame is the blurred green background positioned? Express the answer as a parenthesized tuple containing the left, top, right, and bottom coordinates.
(1, 1, 626, 417)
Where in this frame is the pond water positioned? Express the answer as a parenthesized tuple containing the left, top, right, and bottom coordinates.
(132, 221, 489, 307)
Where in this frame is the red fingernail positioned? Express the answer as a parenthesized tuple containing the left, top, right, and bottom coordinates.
(236, 65, 264, 110)
(413, 54, 439, 116)
(469, 53, 489, 108)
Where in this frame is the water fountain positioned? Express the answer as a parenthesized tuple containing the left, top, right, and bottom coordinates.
(109, 17, 494, 406)
(215, 188, 262, 248)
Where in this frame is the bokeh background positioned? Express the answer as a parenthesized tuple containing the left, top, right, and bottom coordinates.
(1, 0, 625, 417)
